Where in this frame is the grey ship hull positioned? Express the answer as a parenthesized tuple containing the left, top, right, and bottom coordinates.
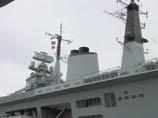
(0, 65, 158, 118)
(1, 1, 158, 118)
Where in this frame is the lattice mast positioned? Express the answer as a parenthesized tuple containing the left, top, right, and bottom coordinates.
(121, 0, 148, 68)
(104, 0, 148, 68)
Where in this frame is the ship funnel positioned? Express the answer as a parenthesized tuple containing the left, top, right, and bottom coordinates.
(66, 47, 99, 81)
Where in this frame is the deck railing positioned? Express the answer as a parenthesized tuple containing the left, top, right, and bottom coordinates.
(35, 58, 158, 96)
(1, 58, 158, 99)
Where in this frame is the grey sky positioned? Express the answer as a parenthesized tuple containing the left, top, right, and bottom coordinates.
(0, 0, 158, 96)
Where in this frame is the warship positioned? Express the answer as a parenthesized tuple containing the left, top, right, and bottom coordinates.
(0, 0, 158, 118)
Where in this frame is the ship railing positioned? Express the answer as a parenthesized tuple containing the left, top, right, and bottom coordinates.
(3, 115, 34, 118)
(82, 58, 158, 84)
(82, 66, 120, 84)
(4, 116, 34, 118)
(35, 58, 158, 96)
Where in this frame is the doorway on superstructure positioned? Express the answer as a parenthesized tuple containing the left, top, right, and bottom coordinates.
(41, 103, 72, 118)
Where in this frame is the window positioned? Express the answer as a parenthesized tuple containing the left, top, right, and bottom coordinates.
(104, 92, 116, 108)
(118, 97, 122, 101)
(78, 114, 103, 118)
(131, 95, 136, 99)
(139, 94, 144, 98)
(76, 97, 101, 108)
(124, 91, 128, 94)
(124, 96, 129, 100)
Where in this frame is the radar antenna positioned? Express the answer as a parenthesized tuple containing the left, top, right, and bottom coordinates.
(104, 0, 148, 29)
(103, 8, 126, 23)
(116, 0, 128, 7)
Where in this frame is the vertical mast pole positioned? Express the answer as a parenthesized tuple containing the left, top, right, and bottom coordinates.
(54, 23, 63, 83)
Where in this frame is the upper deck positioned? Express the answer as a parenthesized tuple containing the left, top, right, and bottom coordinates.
(0, 58, 158, 105)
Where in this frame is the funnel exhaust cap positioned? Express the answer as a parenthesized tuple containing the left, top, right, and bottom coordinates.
(79, 47, 89, 53)
(71, 50, 79, 55)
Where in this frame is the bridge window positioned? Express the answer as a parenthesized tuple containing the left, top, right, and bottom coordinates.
(76, 97, 101, 108)
(104, 92, 116, 108)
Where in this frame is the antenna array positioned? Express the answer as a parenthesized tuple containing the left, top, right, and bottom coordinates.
(45, 23, 73, 63)
(104, 0, 148, 29)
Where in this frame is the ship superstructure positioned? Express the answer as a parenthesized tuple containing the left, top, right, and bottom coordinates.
(0, 0, 158, 118)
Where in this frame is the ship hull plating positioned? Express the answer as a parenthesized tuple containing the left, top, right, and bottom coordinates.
(0, 70, 158, 118)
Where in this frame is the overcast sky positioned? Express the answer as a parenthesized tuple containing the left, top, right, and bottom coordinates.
(0, 0, 158, 96)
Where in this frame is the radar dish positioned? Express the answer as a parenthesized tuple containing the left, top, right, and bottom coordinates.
(33, 52, 54, 63)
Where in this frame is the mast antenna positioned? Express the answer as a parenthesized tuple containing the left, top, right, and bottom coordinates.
(103, 0, 148, 29)
(45, 22, 73, 83)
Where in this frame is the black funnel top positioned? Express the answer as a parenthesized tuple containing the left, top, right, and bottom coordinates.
(79, 47, 89, 53)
